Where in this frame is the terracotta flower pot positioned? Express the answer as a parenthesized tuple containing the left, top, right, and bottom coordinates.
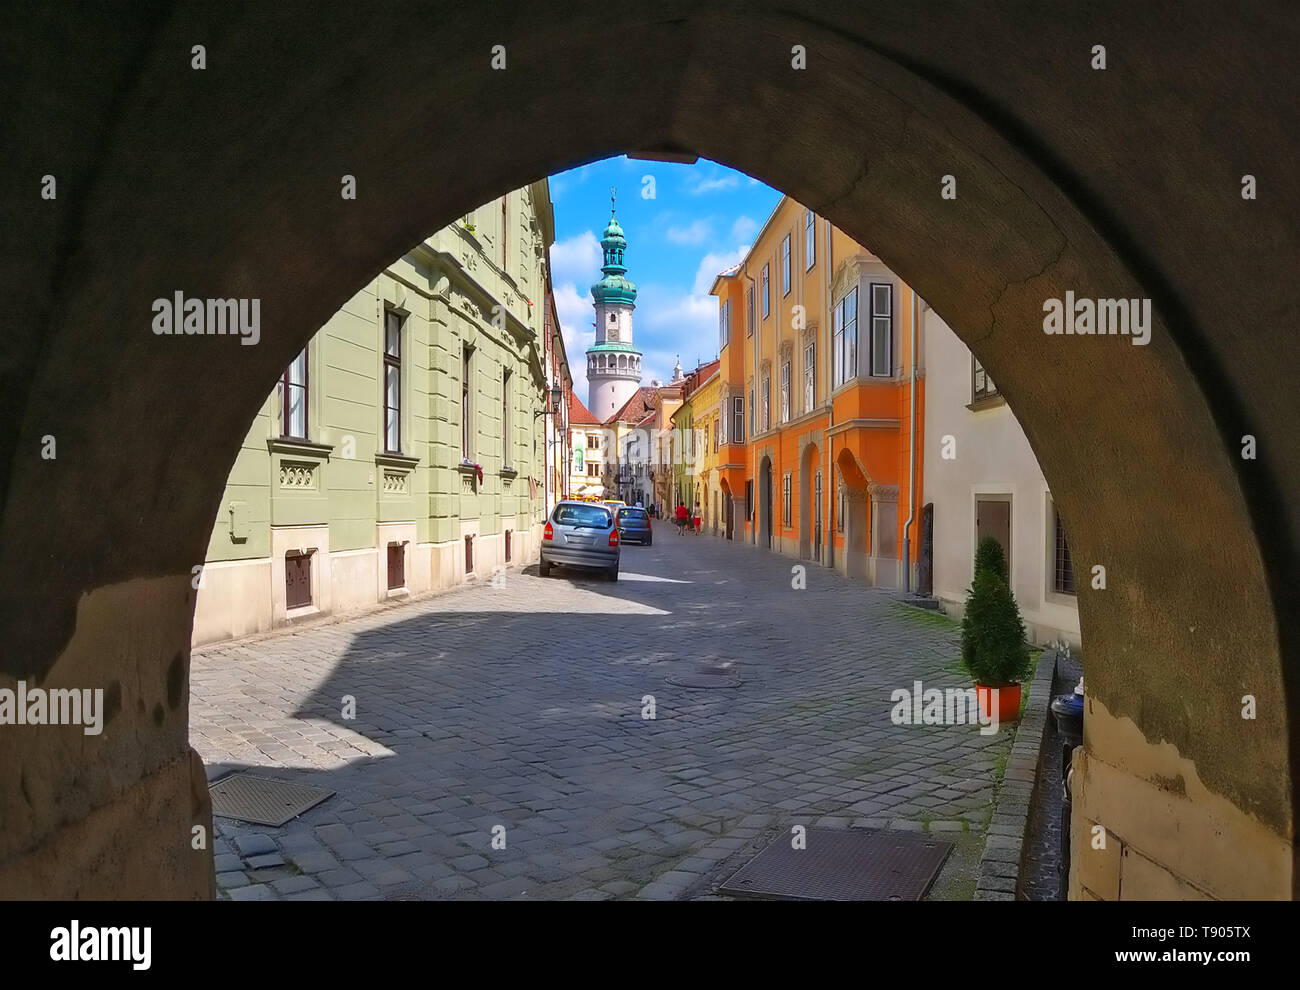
(976, 682, 1022, 725)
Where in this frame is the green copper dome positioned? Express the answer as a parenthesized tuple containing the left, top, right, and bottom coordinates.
(591, 207, 637, 306)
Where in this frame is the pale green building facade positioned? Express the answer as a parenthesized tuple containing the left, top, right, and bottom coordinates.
(193, 181, 556, 645)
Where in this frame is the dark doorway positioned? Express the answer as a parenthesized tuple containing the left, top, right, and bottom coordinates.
(975, 496, 1011, 577)
(760, 460, 773, 550)
(919, 503, 934, 596)
(285, 550, 313, 609)
(386, 542, 405, 591)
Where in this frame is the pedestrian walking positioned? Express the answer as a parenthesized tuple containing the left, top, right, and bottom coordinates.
(692, 503, 702, 535)
(675, 502, 688, 535)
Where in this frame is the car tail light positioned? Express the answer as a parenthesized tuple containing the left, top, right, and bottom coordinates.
(608, 528, 619, 547)
(544, 522, 553, 540)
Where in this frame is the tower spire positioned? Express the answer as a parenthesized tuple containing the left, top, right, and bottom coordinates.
(610, 185, 616, 216)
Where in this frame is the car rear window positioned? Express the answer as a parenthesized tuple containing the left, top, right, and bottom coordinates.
(553, 503, 613, 527)
(621, 508, 648, 520)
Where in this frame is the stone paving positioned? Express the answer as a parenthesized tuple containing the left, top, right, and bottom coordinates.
(191, 531, 1016, 900)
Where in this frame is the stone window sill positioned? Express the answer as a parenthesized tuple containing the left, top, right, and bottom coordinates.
(966, 394, 1007, 412)
(268, 437, 334, 459)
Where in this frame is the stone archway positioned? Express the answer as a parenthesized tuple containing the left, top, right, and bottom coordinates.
(757, 455, 774, 550)
(1, 3, 1296, 900)
(798, 439, 821, 561)
(835, 447, 871, 580)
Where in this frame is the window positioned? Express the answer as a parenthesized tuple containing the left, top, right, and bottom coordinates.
(713, 420, 718, 452)
(384, 312, 402, 452)
(387, 542, 405, 591)
(500, 198, 507, 268)
(719, 299, 731, 349)
(804, 209, 816, 270)
(972, 356, 999, 401)
(285, 550, 312, 609)
(761, 264, 770, 318)
(781, 234, 791, 296)
(281, 348, 308, 439)
(502, 368, 512, 468)
(780, 361, 790, 422)
(587, 463, 599, 477)
(870, 283, 893, 377)
(833, 287, 858, 388)
(732, 395, 744, 443)
(746, 286, 755, 335)
(587, 433, 599, 449)
(553, 503, 613, 527)
(748, 389, 755, 437)
(804, 342, 815, 412)
(1054, 508, 1076, 595)
(761, 376, 770, 432)
(460, 343, 473, 459)
(782, 473, 792, 527)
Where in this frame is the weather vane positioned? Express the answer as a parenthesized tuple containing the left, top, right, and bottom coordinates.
(610, 185, 616, 215)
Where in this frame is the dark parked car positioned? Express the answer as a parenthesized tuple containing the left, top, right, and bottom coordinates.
(616, 506, 652, 546)
(540, 500, 620, 580)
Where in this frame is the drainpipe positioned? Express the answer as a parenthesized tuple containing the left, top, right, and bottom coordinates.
(742, 261, 758, 545)
(902, 291, 920, 593)
(824, 217, 834, 570)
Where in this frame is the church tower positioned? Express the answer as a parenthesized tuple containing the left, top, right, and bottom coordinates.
(586, 190, 643, 417)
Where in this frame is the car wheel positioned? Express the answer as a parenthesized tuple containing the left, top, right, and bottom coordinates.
(607, 565, 619, 581)
(539, 557, 551, 577)
(646, 535, 652, 546)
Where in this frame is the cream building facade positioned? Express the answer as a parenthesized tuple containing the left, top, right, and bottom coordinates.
(922, 312, 1082, 648)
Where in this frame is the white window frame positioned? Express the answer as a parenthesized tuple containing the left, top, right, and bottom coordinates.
(780, 361, 791, 423)
(804, 209, 816, 271)
(869, 282, 893, 378)
(804, 341, 815, 412)
(781, 234, 791, 296)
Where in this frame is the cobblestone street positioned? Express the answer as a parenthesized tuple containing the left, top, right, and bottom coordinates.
(192, 532, 1015, 900)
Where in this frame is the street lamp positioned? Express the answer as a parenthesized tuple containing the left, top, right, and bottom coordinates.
(535, 379, 563, 419)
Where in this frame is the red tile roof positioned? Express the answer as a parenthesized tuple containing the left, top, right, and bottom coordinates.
(605, 386, 658, 426)
(568, 391, 601, 426)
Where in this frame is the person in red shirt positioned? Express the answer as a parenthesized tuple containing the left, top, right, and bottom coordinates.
(675, 502, 688, 535)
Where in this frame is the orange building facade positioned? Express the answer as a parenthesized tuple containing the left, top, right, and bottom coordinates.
(710, 197, 925, 587)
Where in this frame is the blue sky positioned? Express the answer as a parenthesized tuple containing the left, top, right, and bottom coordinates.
(547, 156, 781, 403)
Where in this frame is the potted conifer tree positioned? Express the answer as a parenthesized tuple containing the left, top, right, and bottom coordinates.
(961, 537, 1032, 724)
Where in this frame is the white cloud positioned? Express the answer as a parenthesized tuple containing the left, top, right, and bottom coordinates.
(553, 282, 594, 400)
(689, 174, 740, 195)
(692, 245, 751, 296)
(665, 219, 713, 245)
(731, 216, 758, 241)
(549, 231, 601, 289)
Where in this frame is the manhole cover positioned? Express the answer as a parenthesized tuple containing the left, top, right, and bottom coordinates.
(209, 773, 335, 827)
(718, 827, 953, 901)
(666, 673, 742, 688)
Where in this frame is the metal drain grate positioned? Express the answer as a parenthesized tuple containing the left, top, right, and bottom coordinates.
(209, 773, 335, 827)
(718, 827, 953, 901)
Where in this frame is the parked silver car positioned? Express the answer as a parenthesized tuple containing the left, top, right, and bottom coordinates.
(540, 500, 620, 580)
